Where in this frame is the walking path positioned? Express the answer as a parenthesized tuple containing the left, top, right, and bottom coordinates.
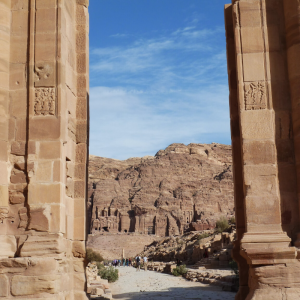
(110, 267, 236, 300)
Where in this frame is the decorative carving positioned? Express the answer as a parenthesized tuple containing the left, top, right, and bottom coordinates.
(34, 62, 56, 87)
(34, 88, 56, 116)
(244, 81, 267, 110)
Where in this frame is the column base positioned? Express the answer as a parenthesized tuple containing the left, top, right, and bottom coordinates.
(240, 232, 300, 300)
(232, 240, 250, 300)
(235, 286, 250, 300)
(245, 262, 300, 300)
(241, 232, 295, 265)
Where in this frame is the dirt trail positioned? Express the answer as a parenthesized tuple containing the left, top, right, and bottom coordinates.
(110, 267, 236, 300)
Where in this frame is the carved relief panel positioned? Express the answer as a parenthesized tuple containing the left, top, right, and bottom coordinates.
(34, 88, 56, 116)
(244, 81, 267, 110)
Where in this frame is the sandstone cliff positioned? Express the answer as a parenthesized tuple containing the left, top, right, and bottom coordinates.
(88, 143, 234, 237)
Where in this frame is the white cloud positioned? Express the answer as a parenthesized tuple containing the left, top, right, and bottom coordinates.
(89, 26, 231, 160)
(110, 33, 128, 38)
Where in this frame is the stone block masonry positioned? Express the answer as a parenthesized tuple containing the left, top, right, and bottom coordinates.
(0, 0, 89, 299)
(225, 0, 300, 299)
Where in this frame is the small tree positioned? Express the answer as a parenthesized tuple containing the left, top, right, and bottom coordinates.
(216, 216, 229, 233)
(86, 248, 104, 263)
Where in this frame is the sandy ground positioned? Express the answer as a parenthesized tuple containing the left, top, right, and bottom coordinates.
(110, 267, 236, 300)
(87, 233, 160, 260)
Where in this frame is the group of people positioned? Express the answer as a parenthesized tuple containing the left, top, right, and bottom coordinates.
(111, 258, 132, 267)
(108, 255, 148, 271)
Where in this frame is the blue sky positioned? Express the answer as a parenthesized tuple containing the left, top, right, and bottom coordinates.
(89, 0, 231, 160)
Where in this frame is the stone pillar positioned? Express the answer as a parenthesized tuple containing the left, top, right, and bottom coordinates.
(0, 0, 89, 299)
(224, 4, 249, 300)
(283, 0, 300, 247)
(225, 0, 300, 299)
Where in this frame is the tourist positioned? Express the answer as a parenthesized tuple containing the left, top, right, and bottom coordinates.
(135, 255, 141, 271)
(126, 258, 129, 266)
(129, 258, 132, 266)
(122, 258, 125, 266)
(143, 256, 148, 271)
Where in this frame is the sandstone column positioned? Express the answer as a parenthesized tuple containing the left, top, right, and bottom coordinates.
(225, 0, 300, 299)
(0, 0, 89, 299)
(283, 0, 300, 247)
(225, 4, 249, 299)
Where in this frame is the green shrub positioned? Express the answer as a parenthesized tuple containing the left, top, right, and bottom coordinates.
(172, 265, 188, 276)
(98, 266, 119, 283)
(216, 216, 229, 233)
(86, 248, 104, 263)
(229, 216, 236, 224)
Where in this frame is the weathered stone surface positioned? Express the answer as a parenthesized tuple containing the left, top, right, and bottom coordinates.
(20, 234, 64, 257)
(11, 275, 59, 296)
(28, 207, 49, 231)
(0, 235, 17, 258)
(0, 274, 9, 297)
(24, 258, 58, 275)
(72, 241, 86, 258)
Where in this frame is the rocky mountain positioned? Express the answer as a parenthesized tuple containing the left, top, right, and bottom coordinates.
(88, 143, 234, 237)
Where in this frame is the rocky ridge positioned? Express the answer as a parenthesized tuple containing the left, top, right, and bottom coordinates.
(88, 143, 234, 237)
(139, 225, 237, 291)
(140, 226, 235, 265)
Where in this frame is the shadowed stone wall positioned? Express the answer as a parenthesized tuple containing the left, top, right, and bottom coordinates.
(0, 0, 89, 299)
(225, 0, 300, 299)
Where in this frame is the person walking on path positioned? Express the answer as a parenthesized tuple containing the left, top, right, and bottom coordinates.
(135, 255, 141, 271)
(126, 258, 129, 266)
(122, 258, 125, 267)
(143, 256, 148, 271)
(129, 258, 132, 266)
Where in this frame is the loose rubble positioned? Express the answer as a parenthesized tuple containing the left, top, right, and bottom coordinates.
(86, 263, 113, 299)
(139, 226, 238, 291)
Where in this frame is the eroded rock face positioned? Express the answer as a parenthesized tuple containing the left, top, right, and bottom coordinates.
(88, 143, 234, 237)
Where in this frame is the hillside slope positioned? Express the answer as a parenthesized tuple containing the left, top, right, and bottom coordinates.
(88, 143, 234, 237)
